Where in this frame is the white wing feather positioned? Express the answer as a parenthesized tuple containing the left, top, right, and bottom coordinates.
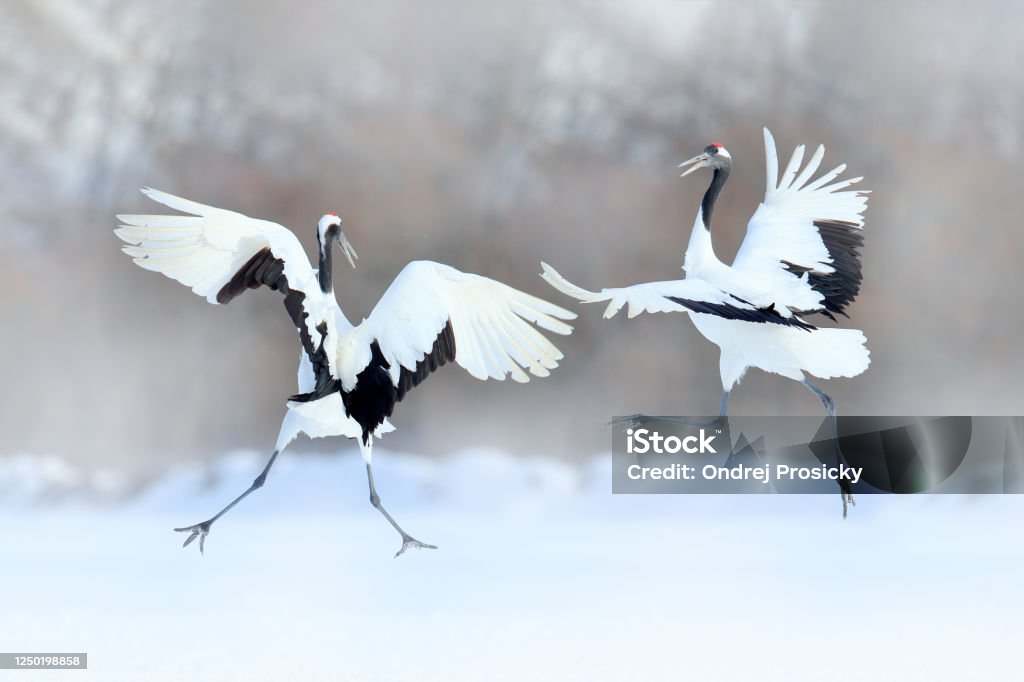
(734, 128, 869, 278)
(339, 261, 575, 389)
(115, 187, 318, 305)
(540, 262, 757, 319)
(116, 188, 344, 374)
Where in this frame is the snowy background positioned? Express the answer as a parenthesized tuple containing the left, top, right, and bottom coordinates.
(2, 1, 1023, 679)
(2, 450, 1023, 681)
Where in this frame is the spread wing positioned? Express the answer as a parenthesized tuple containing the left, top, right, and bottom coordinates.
(332, 260, 576, 443)
(115, 188, 338, 384)
(732, 128, 869, 318)
(540, 262, 815, 329)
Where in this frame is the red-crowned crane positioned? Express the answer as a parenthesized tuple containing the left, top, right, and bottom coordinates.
(541, 129, 869, 517)
(116, 188, 575, 556)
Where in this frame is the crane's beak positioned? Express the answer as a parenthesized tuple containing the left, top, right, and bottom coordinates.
(678, 153, 711, 178)
(336, 231, 358, 269)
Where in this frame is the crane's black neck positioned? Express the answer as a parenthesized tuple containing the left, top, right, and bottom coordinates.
(318, 227, 337, 294)
(701, 164, 731, 230)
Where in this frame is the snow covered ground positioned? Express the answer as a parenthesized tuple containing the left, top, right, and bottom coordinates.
(1, 449, 1021, 681)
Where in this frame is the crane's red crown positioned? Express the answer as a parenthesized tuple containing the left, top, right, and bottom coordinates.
(710, 142, 723, 148)
(327, 212, 338, 217)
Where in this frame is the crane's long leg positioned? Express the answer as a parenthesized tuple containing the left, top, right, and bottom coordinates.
(612, 391, 730, 431)
(802, 379, 855, 519)
(365, 462, 437, 558)
(174, 449, 280, 554)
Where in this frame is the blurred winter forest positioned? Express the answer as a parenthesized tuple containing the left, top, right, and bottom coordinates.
(1, 0, 1022, 477)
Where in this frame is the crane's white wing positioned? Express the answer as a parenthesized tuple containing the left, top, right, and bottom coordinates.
(732, 128, 869, 317)
(341, 260, 576, 389)
(116, 187, 342, 384)
(115, 187, 318, 306)
(324, 261, 576, 444)
(541, 262, 815, 329)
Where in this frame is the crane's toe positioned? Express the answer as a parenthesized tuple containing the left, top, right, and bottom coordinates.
(609, 414, 651, 431)
(841, 492, 856, 519)
(611, 414, 725, 432)
(174, 521, 212, 554)
(395, 535, 438, 558)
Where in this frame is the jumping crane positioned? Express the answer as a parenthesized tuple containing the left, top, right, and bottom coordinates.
(541, 129, 869, 516)
(117, 188, 575, 555)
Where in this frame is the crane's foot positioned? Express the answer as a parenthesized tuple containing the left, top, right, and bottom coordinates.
(610, 413, 653, 431)
(395, 534, 438, 558)
(174, 520, 213, 554)
(610, 413, 725, 432)
(842, 492, 856, 520)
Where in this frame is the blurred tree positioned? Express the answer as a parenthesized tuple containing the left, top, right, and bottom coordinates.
(1, 0, 1021, 475)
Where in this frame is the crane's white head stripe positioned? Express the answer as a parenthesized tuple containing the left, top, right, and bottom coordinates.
(318, 213, 342, 243)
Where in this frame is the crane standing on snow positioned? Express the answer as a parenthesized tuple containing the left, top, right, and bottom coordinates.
(116, 189, 575, 556)
(542, 129, 869, 517)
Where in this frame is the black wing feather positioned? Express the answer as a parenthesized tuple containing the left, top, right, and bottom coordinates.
(218, 247, 334, 394)
(784, 219, 864, 319)
(668, 296, 817, 331)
